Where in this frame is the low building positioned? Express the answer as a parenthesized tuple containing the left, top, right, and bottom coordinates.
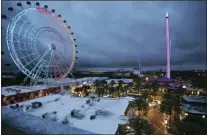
(185, 87, 204, 96)
(180, 96, 207, 119)
(148, 78, 177, 85)
(2, 106, 93, 134)
(2, 85, 61, 106)
(3, 94, 131, 134)
(106, 79, 133, 84)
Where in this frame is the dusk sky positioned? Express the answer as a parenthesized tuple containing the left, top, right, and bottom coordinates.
(2, 1, 206, 72)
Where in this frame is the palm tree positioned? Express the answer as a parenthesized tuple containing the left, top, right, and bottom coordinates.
(142, 90, 149, 101)
(125, 117, 153, 135)
(131, 97, 148, 117)
(109, 80, 115, 96)
(133, 77, 141, 94)
(101, 80, 108, 96)
(151, 82, 159, 93)
(95, 87, 102, 97)
(109, 86, 114, 96)
(123, 84, 130, 95)
(94, 80, 101, 97)
(110, 80, 116, 88)
(118, 80, 124, 97)
(160, 92, 178, 129)
(129, 82, 134, 91)
(94, 80, 101, 89)
(74, 87, 80, 97)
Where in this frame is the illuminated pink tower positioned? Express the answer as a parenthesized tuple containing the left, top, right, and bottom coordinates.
(166, 12, 171, 79)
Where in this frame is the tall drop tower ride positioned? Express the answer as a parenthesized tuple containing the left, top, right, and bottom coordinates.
(166, 12, 171, 79)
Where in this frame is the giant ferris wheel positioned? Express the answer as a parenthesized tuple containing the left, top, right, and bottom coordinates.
(2, 1, 78, 85)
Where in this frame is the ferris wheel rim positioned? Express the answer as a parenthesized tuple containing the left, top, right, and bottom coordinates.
(6, 7, 76, 80)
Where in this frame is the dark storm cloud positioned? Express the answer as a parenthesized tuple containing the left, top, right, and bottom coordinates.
(2, 1, 206, 71)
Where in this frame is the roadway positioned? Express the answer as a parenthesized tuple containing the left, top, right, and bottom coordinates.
(146, 107, 167, 135)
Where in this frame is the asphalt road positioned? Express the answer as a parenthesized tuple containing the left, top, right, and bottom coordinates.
(146, 107, 167, 135)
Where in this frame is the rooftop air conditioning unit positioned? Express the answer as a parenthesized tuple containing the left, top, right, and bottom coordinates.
(10, 104, 19, 110)
(90, 115, 96, 120)
(42, 111, 58, 121)
(95, 110, 101, 115)
(86, 99, 90, 104)
(11, 89, 16, 92)
(71, 109, 84, 119)
(62, 118, 69, 124)
(16, 89, 21, 94)
(31, 102, 42, 108)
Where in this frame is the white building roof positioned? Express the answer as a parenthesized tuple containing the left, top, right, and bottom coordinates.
(2, 107, 94, 134)
(10, 94, 130, 134)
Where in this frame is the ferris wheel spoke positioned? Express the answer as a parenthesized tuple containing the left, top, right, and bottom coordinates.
(49, 51, 58, 78)
(21, 14, 43, 37)
(18, 52, 39, 60)
(13, 32, 32, 43)
(13, 41, 34, 45)
(13, 41, 33, 44)
(53, 51, 67, 78)
(32, 63, 43, 79)
(22, 22, 41, 48)
(15, 49, 33, 52)
(30, 50, 50, 78)
(24, 50, 48, 68)
(16, 17, 33, 42)
(56, 52, 74, 78)
(15, 15, 42, 44)
(51, 52, 63, 78)
(45, 51, 53, 79)
(54, 51, 71, 69)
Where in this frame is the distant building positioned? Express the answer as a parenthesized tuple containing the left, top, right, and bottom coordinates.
(113, 71, 131, 77)
(180, 96, 207, 119)
(106, 79, 133, 84)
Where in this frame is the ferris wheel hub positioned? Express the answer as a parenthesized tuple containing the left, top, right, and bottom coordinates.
(50, 44, 56, 50)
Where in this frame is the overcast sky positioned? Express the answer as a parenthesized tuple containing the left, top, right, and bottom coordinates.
(2, 1, 206, 72)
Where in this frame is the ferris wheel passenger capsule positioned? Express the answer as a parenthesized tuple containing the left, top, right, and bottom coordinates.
(17, 3, 22, 7)
(36, 2, 40, 7)
(1, 15, 7, 20)
(8, 7, 14, 11)
(44, 5, 48, 10)
(26, 1, 31, 6)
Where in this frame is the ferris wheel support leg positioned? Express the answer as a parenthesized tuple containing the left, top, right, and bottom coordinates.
(29, 78, 38, 86)
(70, 73, 76, 80)
(70, 73, 78, 86)
(21, 75, 29, 86)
